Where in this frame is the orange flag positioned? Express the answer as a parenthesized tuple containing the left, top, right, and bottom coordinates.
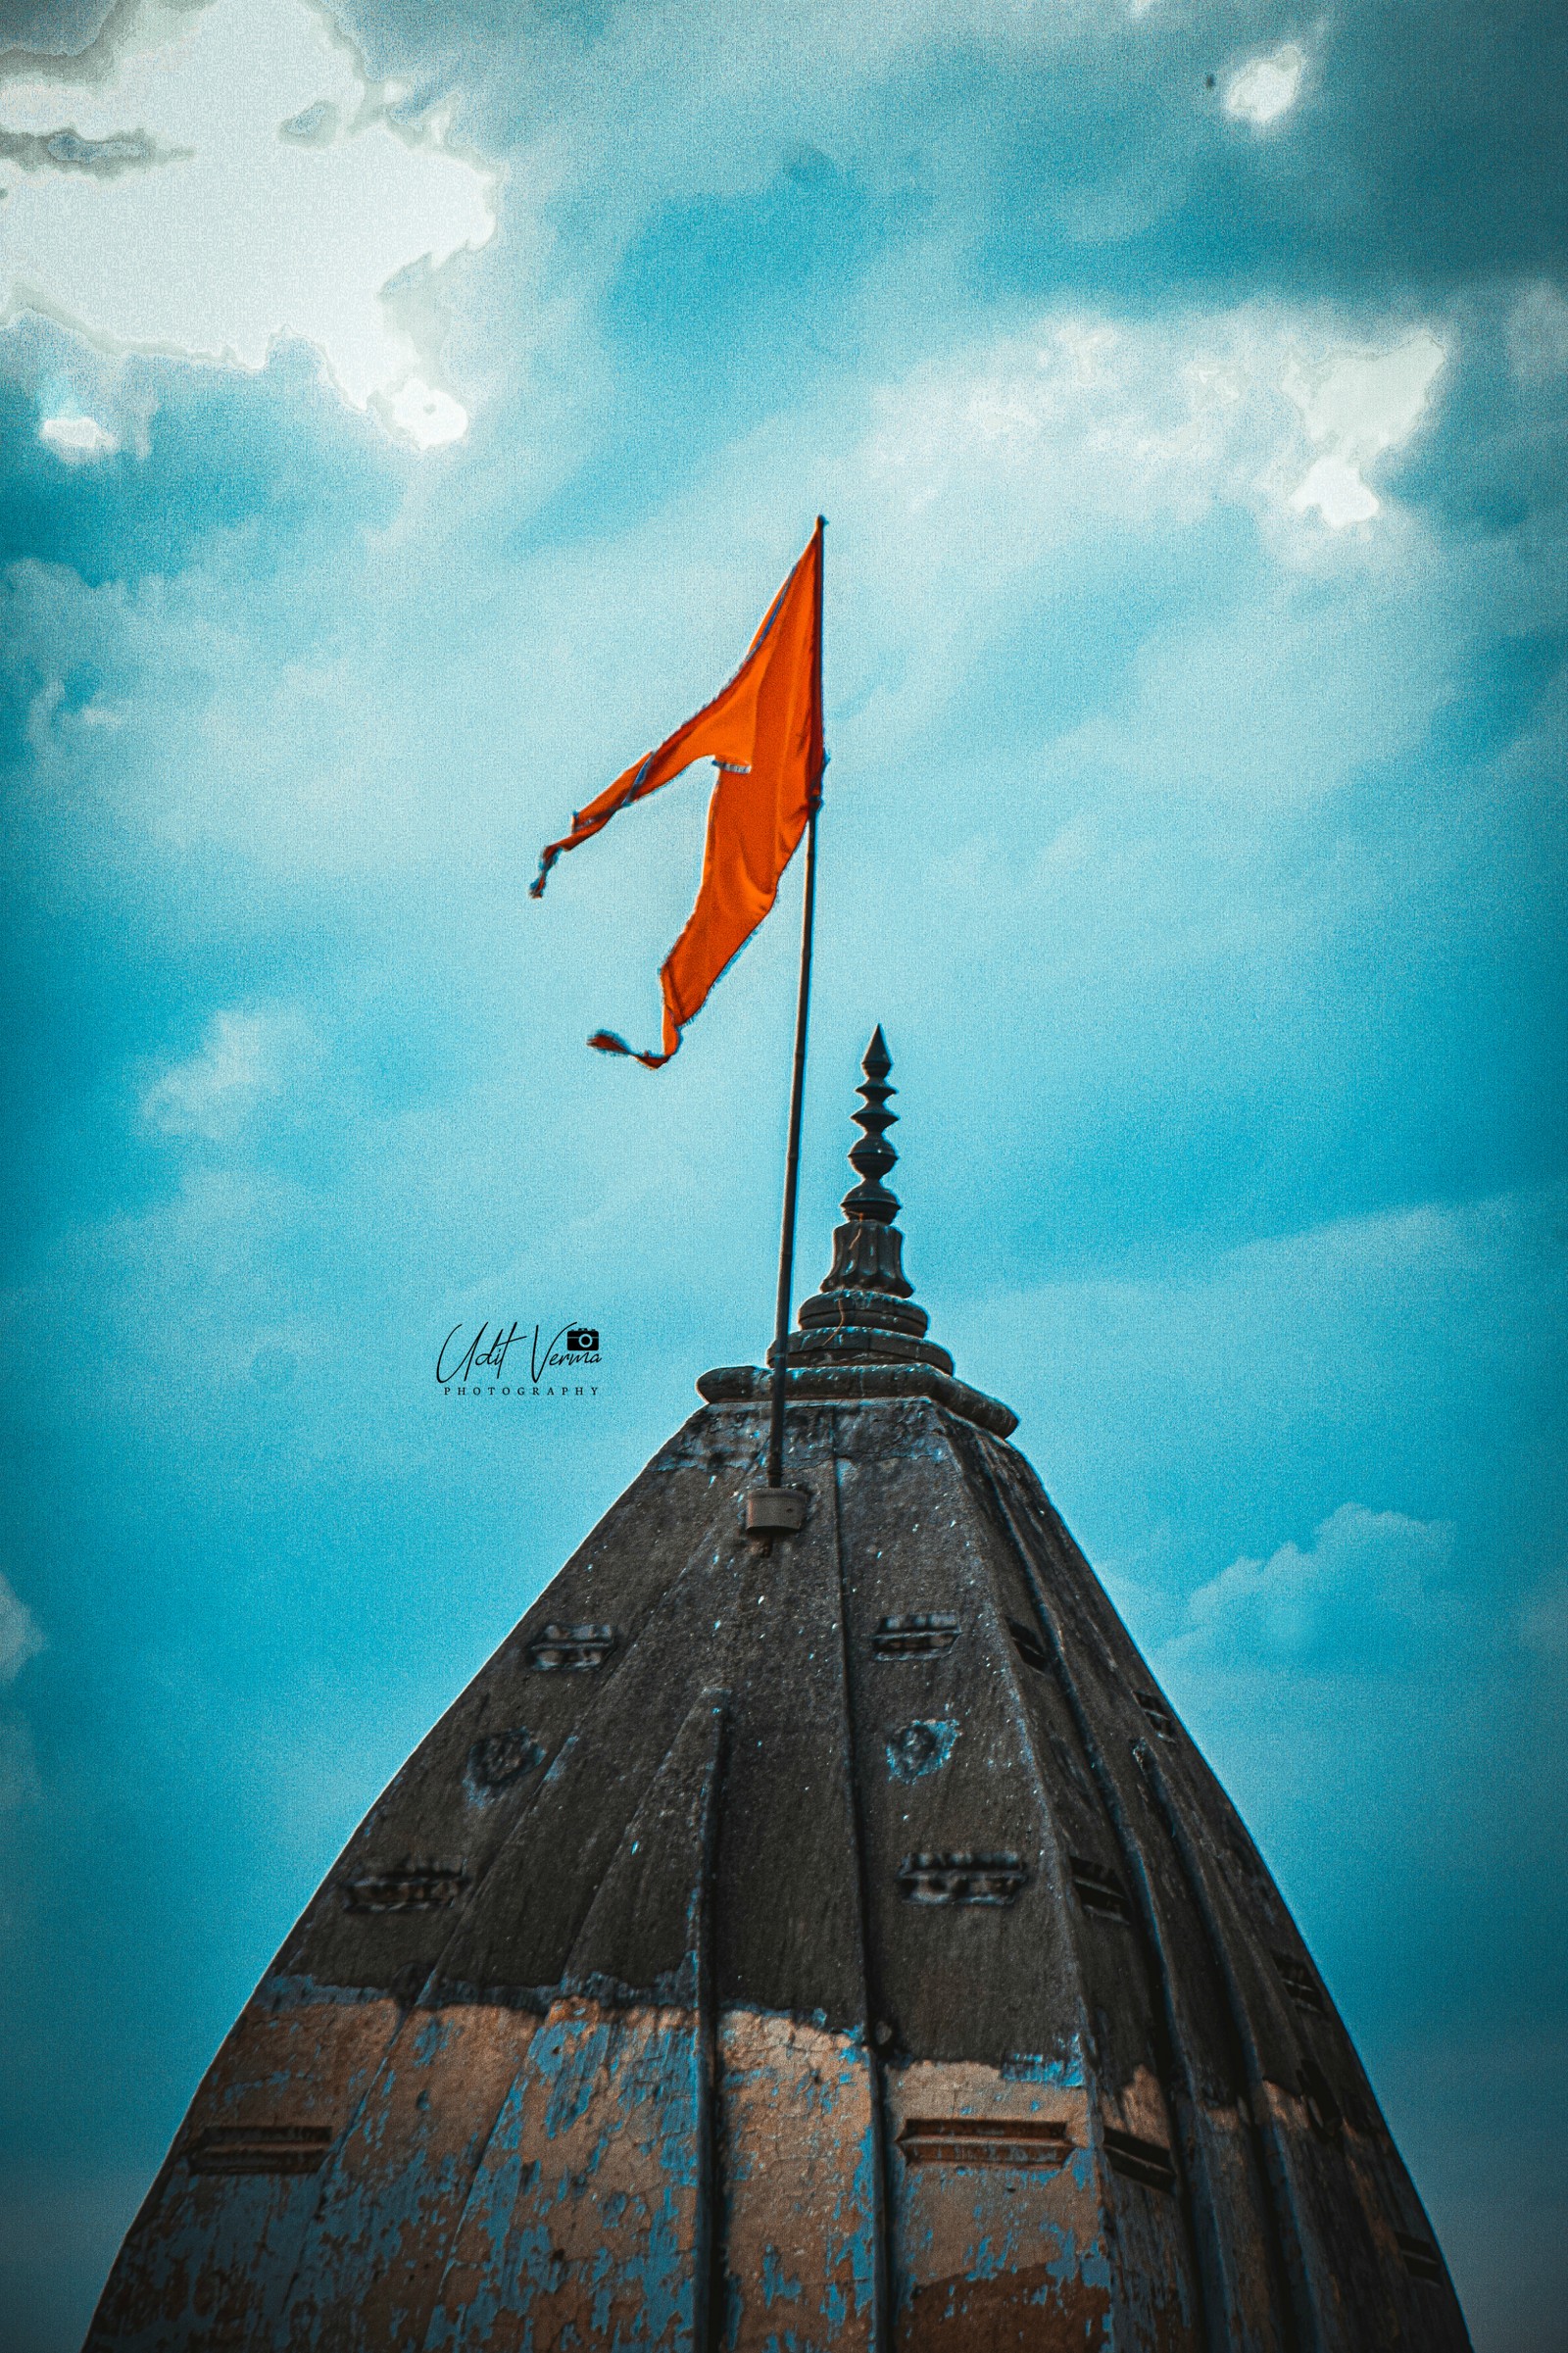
(531, 519, 825, 1066)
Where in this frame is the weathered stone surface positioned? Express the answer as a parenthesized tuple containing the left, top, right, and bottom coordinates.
(84, 1389, 1469, 2352)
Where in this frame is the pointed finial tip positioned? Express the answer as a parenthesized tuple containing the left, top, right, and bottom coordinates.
(863, 1024, 891, 1077)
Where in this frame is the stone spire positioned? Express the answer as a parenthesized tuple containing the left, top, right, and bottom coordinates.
(776, 1025, 956, 1380)
(820, 1023, 911, 1295)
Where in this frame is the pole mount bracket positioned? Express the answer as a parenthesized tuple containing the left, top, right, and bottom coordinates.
(745, 1488, 808, 1535)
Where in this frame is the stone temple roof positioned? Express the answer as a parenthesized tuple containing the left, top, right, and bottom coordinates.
(89, 1034, 1469, 2352)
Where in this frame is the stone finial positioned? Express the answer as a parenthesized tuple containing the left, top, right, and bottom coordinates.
(821, 1025, 913, 1297)
(776, 1027, 956, 1377)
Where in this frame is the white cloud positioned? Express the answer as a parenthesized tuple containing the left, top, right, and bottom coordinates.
(0, 1571, 44, 1686)
(1225, 42, 1305, 128)
(1284, 331, 1446, 525)
(384, 373, 469, 450)
(37, 409, 119, 459)
(1165, 1502, 1457, 1671)
(1505, 280, 1568, 386)
(0, 294, 1456, 897)
(0, 0, 496, 448)
(140, 1005, 307, 1141)
(827, 302, 1451, 787)
(860, 314, 1259, 556)
(858, 308, 1447, 570)
(1287, 452, 1378, 527)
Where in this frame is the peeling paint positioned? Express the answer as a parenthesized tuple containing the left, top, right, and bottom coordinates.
(719, 2010, 879, 2348)
(84, 1998, 400, 2351)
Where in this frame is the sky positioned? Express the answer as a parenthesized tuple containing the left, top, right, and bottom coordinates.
(0, 0, 1563, 2344)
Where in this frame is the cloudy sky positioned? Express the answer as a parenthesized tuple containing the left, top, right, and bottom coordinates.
(0, 0, 1563, 2343)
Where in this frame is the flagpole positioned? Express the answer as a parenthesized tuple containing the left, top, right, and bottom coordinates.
(764, 805, 818, 1494)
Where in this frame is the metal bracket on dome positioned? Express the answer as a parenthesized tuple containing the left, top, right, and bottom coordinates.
(744, 1486, 808, 1534)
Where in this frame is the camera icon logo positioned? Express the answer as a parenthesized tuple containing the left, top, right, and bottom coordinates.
(566, 1327, 599, 1353)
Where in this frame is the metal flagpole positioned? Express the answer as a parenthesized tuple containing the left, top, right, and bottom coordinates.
(764, 805, 818, 1495)
(749, 515, 826, 1519)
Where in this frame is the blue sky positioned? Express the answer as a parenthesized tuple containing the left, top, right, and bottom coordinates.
(0, 0, 1563, 2344)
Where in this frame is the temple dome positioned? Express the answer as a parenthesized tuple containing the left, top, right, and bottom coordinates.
(87, 1034, 1469, 2352)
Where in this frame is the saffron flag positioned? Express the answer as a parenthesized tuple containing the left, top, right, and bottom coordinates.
(531, 519, 825, 1066)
